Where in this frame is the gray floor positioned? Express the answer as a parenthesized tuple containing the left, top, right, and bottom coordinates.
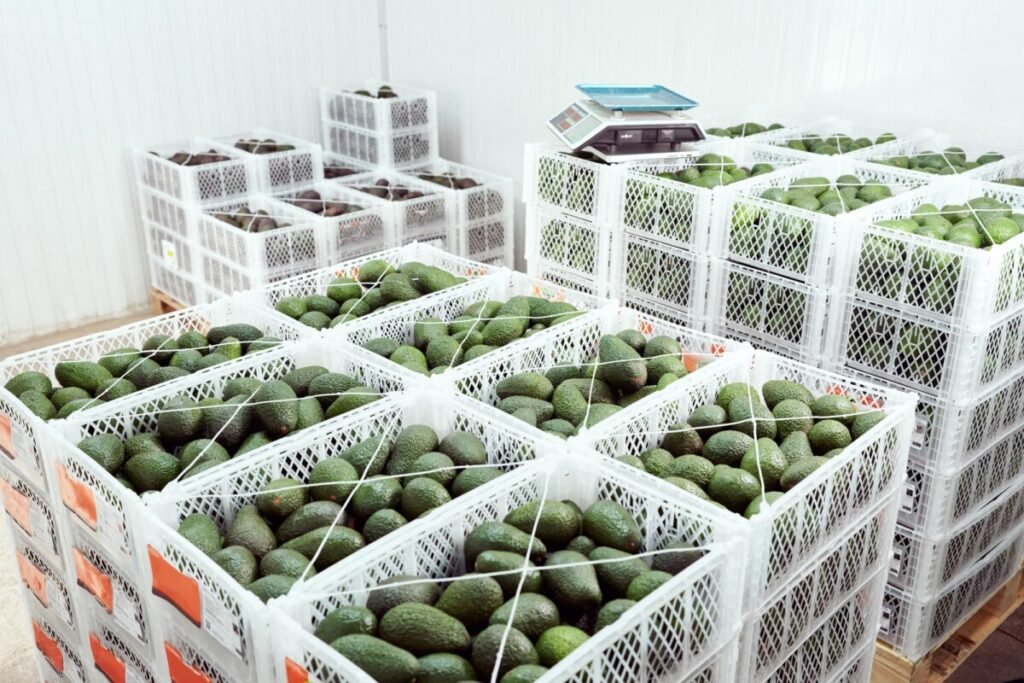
(948, 604, 1024, 683)
(0, 521, 40, 682)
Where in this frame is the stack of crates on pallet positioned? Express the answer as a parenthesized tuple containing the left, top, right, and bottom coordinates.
(134, 129, 327, 306)
(708, 156, 928, 363)
(615, 139, 810, 328)
(271, 455, 747, 683)
(579, 351, 916, 682)
(827, 174, 1024, 660)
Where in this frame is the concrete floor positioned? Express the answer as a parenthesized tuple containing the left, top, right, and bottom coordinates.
(1, 312, 1024, 682)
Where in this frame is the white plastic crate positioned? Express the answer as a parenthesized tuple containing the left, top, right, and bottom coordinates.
(84, 607, 161, 683)
(149, 254, 210, 307)
(242, 242, 503, 334)
(403, 158, 515, 266)
(878, 530, 1024, 660)
(752, 117, 908, 157)
(143, 218, 199, 284)
(523, 141, 623, 223)
(760, 570, 887, 683)
(738, 496, 897, 682)
(194, 195, 332, 297)
(138, 185, 192, 241)
(889, 484, 1024, 598)
(705, 258, 831, 364)
(902, 426, 1024, 535)
(0, 461, 67, 571)
(710, 157, 929, 287)
(159, 624, 245, 683)
(335, 170, 454, 250)
(966, 153, 1024, 183)
(208, 129, 324, 192)
(617, 235, 708, 329)
(836, 178, 1024, 325)
(27, 602, 89, 683)
(141, 387, 559, 682)
(273, 454, 745, 683)
(274, 181, 395, 261)
(580, 350, 916, 608)
(338, 269, 613, 379)
(134, 141, 254, 207)
(525, 202, 618, 299)
(321, 81, 437, 134)
(828, 292, 1024, 397)
(450, 305, 751, 437)
(13, 531, 79, 633)
(322, 119, 437, 169)
(47, 338, 408, 579)
(0, 296, 308, 493)
(620, 140, 810, 252)
(848, 130, 1019, 179)
(66, 520, 154, 649)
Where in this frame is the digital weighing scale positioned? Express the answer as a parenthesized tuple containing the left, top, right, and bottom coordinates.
(547, 84, 706, 163)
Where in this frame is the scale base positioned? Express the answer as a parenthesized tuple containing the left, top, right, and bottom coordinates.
(583, 144, 702, 164)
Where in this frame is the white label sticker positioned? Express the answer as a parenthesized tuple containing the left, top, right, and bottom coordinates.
(879, 606, 892, 634)
(47, 579, 72, 625)
(161, 239, 179, 271)
(889, 547, 904, 576)
(912, 415, 927, 449)
(98, 501, 130, 558)
(113, 581, 144, 642)
(11, 424, 33, 466)
(203, 589, 244, 658)
(901, 482, 917, 513)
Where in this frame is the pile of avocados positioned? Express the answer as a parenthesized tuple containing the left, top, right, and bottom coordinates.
(211, 207, 292, 233)
(617, 380, 886, 517)
(4, 324, 279, 421)
(353, 178, 429, 202)
(871, 148, 1004, 175)
(653, 154, 777, 190)
(273, 259, 467, 330)
(285, 190, 368, 218)
(323, 162, 363, 179)
(362, 296, 583, 375)
(74, 365, 380, 492)
(309, 498, 703, 683)
(416, 172, 480, 190)
(876, 196, 1024, 248)
(776, 132, 896, 155)
(149, 149, 230, 166)
(353, 84, 398, 99)
(493, 331, 702, 437)
(704, 122, 786, 138)
(176, 424, 502, 603)
(234, 137, 296, 154)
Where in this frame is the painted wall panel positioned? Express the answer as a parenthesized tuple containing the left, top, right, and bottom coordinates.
(0, 0, 380, 345)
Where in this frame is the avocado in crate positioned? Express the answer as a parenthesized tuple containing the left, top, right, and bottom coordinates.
(174, 424, 504, 602)
(305, 498, 706, 682)
(493, 330, 708, 436)
(273, 258, 468, 330)
(3, 323, 281, 422)
(73, 366, 382, 492)
(361, 296, 586, 376)
(612, 378, 887, 517)
(870, 147, 1006, 175)
(148, 147, 233, 166)
(705, 122, 786, 138)
(209, 205, 297, 234)
(773, 131, 896, 155)
(647, 153, 778, 191)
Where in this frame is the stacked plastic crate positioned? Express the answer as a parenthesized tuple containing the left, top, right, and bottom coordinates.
(319, 82, 515, 266)
(827, 170, 1024, 661)
(134, 129, 327, 306)
(708, 153, 928, 364)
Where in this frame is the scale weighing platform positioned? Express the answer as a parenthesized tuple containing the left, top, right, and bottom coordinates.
(547, 84, 706, 163)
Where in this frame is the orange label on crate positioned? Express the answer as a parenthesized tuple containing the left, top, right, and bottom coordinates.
(711, 343, 726, 357)
(56, 463, 98, 529)
(33, 621, 63, 674)
(861, 394, 885, 409)
(148, 545, 201, 627)
(639, 320, 654, 335)
(164, 643, 211, 683)
(73, 548, 114, 613)
(285, 658, 310, 683)
(17, 551, 47, 606)
(0, 413, 14, 459)
(0, 478, 32, 534)
(90, 633, 126, 683)
(682, 353, 702, 373)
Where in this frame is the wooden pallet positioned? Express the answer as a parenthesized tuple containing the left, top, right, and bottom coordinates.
(872, 563, 1024, 682)
(149, 287, 186, 315)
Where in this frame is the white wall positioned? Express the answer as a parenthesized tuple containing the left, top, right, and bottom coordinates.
(0, 0, 381, 345)
(2, 0, 1022, 343)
